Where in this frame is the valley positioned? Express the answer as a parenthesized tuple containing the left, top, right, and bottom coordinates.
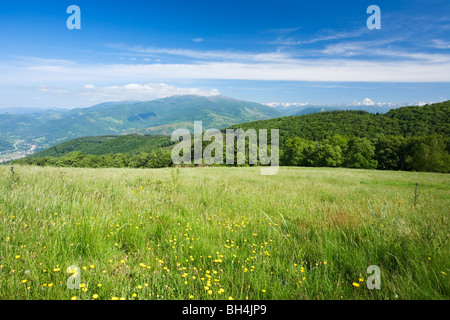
(0, 95, 281, 161)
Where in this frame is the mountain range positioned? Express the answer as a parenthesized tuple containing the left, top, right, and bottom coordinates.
(3, 94, 443, 163)
(0, 95, 280, 160)
(267, 103, 396, 116)
(15, 100, 450, 175)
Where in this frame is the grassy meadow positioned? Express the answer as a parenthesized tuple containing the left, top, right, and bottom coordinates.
(0, 165, 449, 300)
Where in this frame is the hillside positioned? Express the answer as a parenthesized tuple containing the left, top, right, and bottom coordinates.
(0, 95, 281, 157)
(29, 134, 173, 158)
(13, 100, 450, 173)
(229, 101, 450, 143)
(0, 139, 13, 152)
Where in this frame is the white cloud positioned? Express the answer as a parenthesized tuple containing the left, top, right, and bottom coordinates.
(2, 47, 450, 87)
(111, 44, 295, 63)
(263, 102, 309, 108)
(38, 85, 69, 94)
(80, 83, 220, 102)
(192, 38, 204, 43)
(319, 40, 450, 64)
(350, 98, 399, 108)
(430, 39, 450, 49)
(267, 28, 368, 46)
(362, 98, 375, 106)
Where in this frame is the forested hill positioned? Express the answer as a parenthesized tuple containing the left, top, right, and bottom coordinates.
(229, 101, 450, 143)
(29, 134, 173, 158)
(12, 101, 450, 173)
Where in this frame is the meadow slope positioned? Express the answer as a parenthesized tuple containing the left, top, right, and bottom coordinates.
(0, 166, 449, 300)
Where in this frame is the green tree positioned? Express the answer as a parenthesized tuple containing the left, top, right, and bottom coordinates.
(310, 135, 348, 167)
(311, 142, 344, 167)
(281, 137, 315, 166)
(405, 134, 450, 173)
(145, 150, 172, 168)
(58, 151, 85, 167)
(104, 153, 129, 168)
(129, 153, 150, 168)
(344, 137, 377, 169)
(375, 135, 407, 170)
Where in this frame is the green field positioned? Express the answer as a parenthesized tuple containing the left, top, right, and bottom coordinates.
(0, 166, 449, 300)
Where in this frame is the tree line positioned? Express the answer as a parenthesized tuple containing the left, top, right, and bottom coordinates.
(11, 101, 450, 173)
(281, 133, 449, 172)
(12, 133, 450, 173)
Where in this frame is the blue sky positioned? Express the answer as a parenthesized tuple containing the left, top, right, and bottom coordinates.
(0, 0, 449, 109)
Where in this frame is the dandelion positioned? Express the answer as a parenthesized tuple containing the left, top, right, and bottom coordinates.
(71, 296, 78, 300)
(352, 283, 360, 288)
(111, 297, 119, 300)
(132, 293, 137, 298)
(262, 289, 266, 293)
(15, 255, 20, 259)
(97, 284, 102, 288)
(48, 283, 53, 288)
(189, 295, 194, 299)
(21, 279, 28, 284)
(358, 278, 364, 282)
(90, 265, 95, 269)
(92, 294, 99, 299)
(207, 290, 213, 295)
(228, 296, 234, 300)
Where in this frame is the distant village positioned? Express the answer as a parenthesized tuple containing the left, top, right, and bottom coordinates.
(0, 144, 36, 163)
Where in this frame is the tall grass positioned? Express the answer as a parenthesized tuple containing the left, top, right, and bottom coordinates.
(0, 165, 448, 300)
